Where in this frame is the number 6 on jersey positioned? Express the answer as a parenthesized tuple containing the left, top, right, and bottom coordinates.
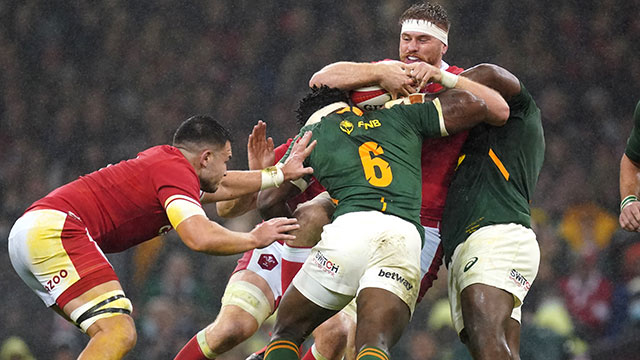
(358, 141, 392, 187)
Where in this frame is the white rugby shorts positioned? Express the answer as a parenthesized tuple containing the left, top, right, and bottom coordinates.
(293, 211, 422, 314)
(447, 223, 540, 334)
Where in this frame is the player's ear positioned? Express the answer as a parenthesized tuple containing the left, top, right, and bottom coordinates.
(442, 44, 448, 55)
(199, 149, 212, 168)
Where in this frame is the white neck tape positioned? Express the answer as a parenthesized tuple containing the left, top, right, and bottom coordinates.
(401, 19, 448, 46)
(305, 102, 349, 126)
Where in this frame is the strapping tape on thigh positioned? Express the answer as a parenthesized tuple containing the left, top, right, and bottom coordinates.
(221, 280, 272, 326)
(69, 290, 133, 332)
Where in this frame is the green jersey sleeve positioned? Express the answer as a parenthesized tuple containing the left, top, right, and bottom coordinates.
(625, 101, 640, 163)
(380, 99, 446, 139)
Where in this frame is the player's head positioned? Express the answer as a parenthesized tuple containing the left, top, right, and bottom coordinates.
(398, 2, 450, 67)
(296, 85, 350, 126)
(173, 115, 232, 193)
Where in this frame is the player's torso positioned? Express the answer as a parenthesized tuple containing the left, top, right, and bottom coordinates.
(418, 63, 466, 224)
(441, 84, 545, 260)
(419, 131, 468, 223)
(306, 108, 425, 228)
(29, 145, 198, 253)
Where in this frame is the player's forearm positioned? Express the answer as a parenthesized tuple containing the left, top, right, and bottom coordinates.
(216, 194, 257, 218)
(620, 154, 640, 199)
(309, 62, 379, 90)
(177, 215, 259, 255)
(257, 181, 299, 219)
(452, 75, 509, 126)
(205, 170, 262, 202)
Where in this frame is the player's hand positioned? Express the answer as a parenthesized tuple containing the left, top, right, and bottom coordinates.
(620, 201, 640, 231)
(375, 60, 416, 99)
(406, 62, 441, 91)
(250, 217, 299, 247)
(247, 120, 275, 170)
(281, 131, 316, 181)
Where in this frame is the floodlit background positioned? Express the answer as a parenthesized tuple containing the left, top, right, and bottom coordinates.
(1, 1, 639, 359)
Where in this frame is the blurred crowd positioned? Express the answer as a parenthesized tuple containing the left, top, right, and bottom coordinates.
(1, 0, 640, 359)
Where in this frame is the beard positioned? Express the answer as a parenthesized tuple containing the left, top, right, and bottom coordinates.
(199, 177, 219, 193)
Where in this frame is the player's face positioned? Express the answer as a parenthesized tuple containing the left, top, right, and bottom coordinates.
(200, 141, 232, 193)
(399, 31, 447, 67)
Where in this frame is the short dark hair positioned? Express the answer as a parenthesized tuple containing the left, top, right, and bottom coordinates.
(172, 115, 231, 148)
(399, 2, 450, 32)
(295, 86, 350, 126)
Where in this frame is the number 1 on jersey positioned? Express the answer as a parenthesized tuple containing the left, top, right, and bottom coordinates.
(358, 141, 392, 187)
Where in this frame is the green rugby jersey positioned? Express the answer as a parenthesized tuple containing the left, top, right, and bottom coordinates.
(440, 84, 545, 265)
(283, 101, 446, 243)
(624, 101, 640, 162)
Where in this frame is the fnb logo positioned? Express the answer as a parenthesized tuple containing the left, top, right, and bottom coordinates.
(378, 269, 413, 291)
(358, 119, 381, 129)
(258, 254, 278, 270)
(312, 251, 339, 275)
(509, 269, 531, 291)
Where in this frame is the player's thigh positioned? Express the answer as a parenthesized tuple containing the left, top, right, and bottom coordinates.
(218, 270, 276, 329)
(61, 280, 134, 334)
(289, 192, 335, 248)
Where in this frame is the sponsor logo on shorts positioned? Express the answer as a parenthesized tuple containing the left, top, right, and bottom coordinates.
(464, 257, 478, 272)
(44, 269, 69, 292)
(258, 254, 278, 271)
(378, 269, 414, 291)
(509, 269, 531, 291)
(312, 251, 339, 276)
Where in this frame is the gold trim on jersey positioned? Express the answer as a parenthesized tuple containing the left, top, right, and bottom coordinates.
(432, 98, 448, 136)
(488, 148, 510, 181)
(165, 195, 206, 229)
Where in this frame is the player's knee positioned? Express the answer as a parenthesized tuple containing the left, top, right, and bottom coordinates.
(210, 314, 258, 350)
(114, 316, 137, 351)
(90, 314, 138, 352)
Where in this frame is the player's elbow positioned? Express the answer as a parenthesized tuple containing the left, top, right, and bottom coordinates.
(488, 103, 510, 126)
(176, 216, 212, 253)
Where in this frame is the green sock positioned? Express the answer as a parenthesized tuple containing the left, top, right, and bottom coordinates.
(357, 346, 390, 360)
(264, 339, 300, 360)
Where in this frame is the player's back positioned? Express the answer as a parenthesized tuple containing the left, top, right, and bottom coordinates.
(299, 103, 445, 240)
(441, 83, 544, 262)
(28, 145, 200, 253)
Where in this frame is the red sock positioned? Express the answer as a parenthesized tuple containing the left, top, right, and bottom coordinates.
(301, 347, 316, 360)
(174, 335, 207, 360)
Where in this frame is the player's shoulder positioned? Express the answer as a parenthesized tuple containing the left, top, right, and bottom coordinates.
(137, 145, 194, 172)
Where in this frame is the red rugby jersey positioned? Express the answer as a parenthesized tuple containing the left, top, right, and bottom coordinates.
(27, 145, 201, 253)
(419, 64, 468, 226)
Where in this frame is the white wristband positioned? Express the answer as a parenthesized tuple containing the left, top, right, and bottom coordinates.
(260, 166, 284, 190)
(440, 70, 459, 88)
(621, 195, 638, 212)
